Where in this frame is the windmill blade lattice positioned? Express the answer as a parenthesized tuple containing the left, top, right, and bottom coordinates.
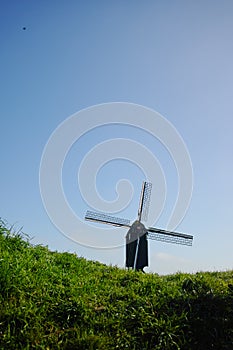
(141, 182, 152, 221)
(85, 210, 131, 228)
(138, 182, 152, 222)
(147, 227, 193, 246)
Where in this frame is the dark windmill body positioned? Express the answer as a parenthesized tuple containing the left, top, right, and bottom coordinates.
(85, 182, 193, 271)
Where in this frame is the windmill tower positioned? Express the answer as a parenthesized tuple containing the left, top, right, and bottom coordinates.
(85, 182, 193, 271)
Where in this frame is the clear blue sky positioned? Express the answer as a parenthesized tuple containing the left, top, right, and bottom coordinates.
(1, 0, 233, 274)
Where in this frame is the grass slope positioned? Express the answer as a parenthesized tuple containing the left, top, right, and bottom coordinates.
(0, 221, 232, 350)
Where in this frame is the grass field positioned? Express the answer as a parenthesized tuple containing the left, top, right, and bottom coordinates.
(0, 220, 232, 349)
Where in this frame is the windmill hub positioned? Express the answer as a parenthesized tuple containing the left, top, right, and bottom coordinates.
(126, 220, 147, 244)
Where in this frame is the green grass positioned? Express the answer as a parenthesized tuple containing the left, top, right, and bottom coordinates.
(0, 220, 232, 349)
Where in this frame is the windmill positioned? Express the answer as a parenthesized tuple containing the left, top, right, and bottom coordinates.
(85, 182, 193, 271)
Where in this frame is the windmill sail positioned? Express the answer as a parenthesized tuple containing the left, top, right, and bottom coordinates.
(138, 182, 152, 222)
(141, 182, 152, 221)
(147, 227, 193, 246)
(85, 210, 130, 228)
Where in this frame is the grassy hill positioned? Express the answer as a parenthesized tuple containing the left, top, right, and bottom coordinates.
(0, 220, 232, 349)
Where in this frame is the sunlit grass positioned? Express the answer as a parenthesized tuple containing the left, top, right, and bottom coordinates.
(0, 220, 232, 349)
